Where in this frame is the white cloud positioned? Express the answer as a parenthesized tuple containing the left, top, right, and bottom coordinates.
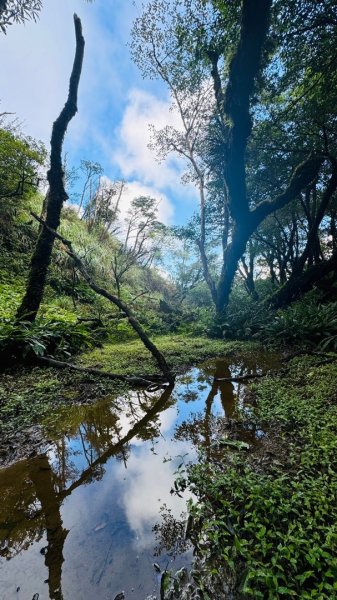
(113, 89, 184, 191)
(100, 176, 174, 225)
(0, 0, 91, 143)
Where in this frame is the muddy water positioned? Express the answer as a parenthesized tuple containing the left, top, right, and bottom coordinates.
(0, 353, 277, 600)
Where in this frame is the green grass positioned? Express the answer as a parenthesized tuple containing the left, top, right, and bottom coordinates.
(78, 335, 261, 375)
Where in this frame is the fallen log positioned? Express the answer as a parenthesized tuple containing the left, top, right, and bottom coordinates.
(215, 372, 267, 383)
(30, 211, 175, 385)
(37, 355, 167, 387)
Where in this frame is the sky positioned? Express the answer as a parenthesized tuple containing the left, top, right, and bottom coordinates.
(0, 0, 198, 225)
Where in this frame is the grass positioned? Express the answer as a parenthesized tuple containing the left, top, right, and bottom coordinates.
(78, 335, 261, 376)
(0, 335, 259, 439)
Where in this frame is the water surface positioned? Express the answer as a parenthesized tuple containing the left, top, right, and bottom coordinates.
(0, 353, 277, 600)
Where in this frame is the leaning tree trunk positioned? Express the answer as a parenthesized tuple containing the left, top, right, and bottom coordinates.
(268, 252, 337, 309)
(16, 14, 85, 322)
(31, 212, 175, 384)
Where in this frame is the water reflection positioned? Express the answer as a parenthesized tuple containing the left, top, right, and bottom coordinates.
(0, 353, 278, 599)
(0, 386, 180, 598)
(174, 357, 268, 456)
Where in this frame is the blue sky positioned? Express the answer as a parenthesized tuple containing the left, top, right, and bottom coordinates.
(0, 0, 197, 225)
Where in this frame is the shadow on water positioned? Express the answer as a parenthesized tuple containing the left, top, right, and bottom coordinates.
(0, 352, 279, 600)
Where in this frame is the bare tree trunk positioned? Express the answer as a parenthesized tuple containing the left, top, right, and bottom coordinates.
(16, 14, 85, 321)
(31, 212, 175, 384)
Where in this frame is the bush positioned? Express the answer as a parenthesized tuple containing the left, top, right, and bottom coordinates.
(222, 287, 337, 351)
(261, 298, 337, 350)
(0, 317, 100, 360)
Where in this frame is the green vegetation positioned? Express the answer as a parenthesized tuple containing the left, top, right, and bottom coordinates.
(178, 355, 337, 599)
(223, 290, 337, 351)
(2, 2, 337, 598)
(79, 335, 259, 375)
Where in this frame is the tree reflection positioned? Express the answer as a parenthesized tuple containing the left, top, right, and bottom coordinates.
(175, 358, 262, 455)
(0, 384, 174, 600)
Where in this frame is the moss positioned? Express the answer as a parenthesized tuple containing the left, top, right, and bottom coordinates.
(78, 335, 261, 375)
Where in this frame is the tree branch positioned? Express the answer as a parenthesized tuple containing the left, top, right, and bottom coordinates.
(30, 212, 174, 384)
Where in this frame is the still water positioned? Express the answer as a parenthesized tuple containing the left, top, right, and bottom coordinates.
(0, 354, 277, 600)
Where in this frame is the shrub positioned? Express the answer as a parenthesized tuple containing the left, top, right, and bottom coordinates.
(0, 317, 99, 360)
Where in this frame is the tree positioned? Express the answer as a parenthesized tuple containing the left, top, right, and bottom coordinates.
(16, 14, 85, 322)
(132, 0, 337, 323)
(0, 0, 42, 33)
(111, 195, 165, 298)
(0, 122, 45, 202)
(82, 177, 124, 236)
(0, 118, 45, 249)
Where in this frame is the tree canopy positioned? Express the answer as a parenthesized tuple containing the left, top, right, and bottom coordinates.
(131, 0, 337, 320)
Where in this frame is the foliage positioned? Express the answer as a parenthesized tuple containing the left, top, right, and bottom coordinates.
(0, 0, 42, 33)
(262, 299, 337, 350)
(178, 355, 337, 598)
(0, 124, 45, 202)
(0, 316, 99, 359)
(217, 285, 337, 351)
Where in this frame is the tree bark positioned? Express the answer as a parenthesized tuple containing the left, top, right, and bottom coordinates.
(268, 252, 337, 309)
(16, 14, 85, 321)
(31, 212, 175, 384)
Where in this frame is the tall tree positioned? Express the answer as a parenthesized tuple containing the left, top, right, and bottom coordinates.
(16, 14, 85, 322)
(132, 0, 336, 321)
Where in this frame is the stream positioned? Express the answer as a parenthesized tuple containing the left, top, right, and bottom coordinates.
(0, 353, 278, 600)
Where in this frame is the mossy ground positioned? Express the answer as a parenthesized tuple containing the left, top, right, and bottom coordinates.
(182, 353, 337, 599)
(78, 335, 260, 376)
